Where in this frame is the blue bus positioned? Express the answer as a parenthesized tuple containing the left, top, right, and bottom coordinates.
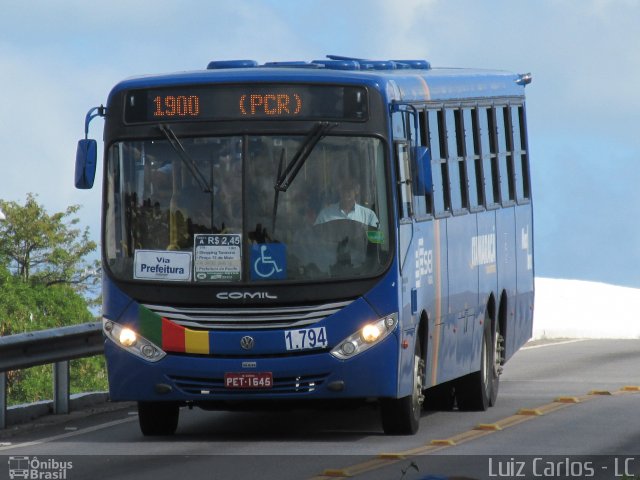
(76, 55, 534, 436)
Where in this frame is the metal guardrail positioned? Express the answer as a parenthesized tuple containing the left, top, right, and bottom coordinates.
(0, 322, 104, 429)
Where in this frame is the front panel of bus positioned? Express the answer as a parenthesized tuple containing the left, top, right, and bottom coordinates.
(99, 79, 406, 403)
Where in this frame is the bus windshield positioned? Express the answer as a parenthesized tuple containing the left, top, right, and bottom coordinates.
(104, 134, 391, 284)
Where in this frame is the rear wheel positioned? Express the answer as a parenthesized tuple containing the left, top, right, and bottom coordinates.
(380, 341, 425, 435)
(455, 313, 500, 411)
(138, 401, 179, 436)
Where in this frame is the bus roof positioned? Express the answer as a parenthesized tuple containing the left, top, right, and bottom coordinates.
(109, 56, 530, 105)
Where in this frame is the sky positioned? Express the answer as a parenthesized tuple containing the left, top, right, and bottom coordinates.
(1, 0, 639, 288)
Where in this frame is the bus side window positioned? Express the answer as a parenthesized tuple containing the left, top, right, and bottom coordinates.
(415, 109, 432, 216)
(444, 109, 462, 212)
(454, 109, 470, 211)
(499, 106, 516, 204)
(396, 142, 413, 219)
(480, 107, 501, 207)
(392, 111, 406, 140)
(464, 108, 484, 208)
(427, 109, 450, 215)
(511, 105, 531, 201)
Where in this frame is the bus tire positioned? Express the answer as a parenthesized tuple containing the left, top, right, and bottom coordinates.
(138, 401, 179, 436)
(455, 315, 498, 411)
(380, 342, 424, 435)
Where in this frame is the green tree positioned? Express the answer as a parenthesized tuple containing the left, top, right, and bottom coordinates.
(0, 267, 103, 404)
(0, 194, 100, 298)
(0, 196, 107, 405)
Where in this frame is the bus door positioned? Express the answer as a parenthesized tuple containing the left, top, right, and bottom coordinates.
(392, 107, 420, 397)
(393, 106, 449, 390)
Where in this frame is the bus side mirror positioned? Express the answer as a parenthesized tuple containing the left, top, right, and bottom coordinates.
(75, 139, 97, 189)
(412, 146, 433, 195)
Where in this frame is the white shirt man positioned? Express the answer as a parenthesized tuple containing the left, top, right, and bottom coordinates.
(314, 178, 379, 228)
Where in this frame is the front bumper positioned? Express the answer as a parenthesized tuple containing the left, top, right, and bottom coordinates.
(105, 332, 400, 403)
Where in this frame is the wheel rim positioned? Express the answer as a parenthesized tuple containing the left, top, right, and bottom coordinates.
(493, 328, 503, 378)
(412, 354, 425, 415)
(481, 329, 491, 393)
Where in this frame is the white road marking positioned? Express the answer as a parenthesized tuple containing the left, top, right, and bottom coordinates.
(521, 339, 587, 350)
(0, 416, 137, 452)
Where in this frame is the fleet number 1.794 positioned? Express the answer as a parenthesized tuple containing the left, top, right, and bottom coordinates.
(284, 327, 328, 351)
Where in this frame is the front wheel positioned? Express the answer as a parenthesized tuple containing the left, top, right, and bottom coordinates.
(138, 401, 179, 436)
(380, 342, 425, 435)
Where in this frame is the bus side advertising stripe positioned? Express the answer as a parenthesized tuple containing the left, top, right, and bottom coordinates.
(185, 328, 210, 354)
(138, 305, 163, 347)
(162, 317, 186, 353)
(431, 219, 443, 385)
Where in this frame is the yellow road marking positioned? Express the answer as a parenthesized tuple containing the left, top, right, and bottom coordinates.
(310, 385, 640, 480)
(475, 423, 502, 431)
(555, 396, 580, 403)
(430, 438, 456, 446)
(588, 390, 612, 395)
(518, 408, 544, 416)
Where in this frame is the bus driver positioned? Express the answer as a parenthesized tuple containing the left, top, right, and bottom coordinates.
(314, 176, 379, 228)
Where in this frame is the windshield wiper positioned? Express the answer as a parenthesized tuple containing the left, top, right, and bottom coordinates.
(158, 124, 212, 193)
(271, 122, 336, 234)
(274, 122, 336, 192)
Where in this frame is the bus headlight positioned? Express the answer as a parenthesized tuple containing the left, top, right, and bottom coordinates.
(103, 319, 166, 362)
(330, 313, 398, 360)
(119, 328, 137, 347)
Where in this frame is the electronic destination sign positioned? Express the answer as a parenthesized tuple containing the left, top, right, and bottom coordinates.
(124, 85, 368, 123)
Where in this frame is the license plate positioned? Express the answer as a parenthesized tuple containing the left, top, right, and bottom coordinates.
(224, 372, 273, 389)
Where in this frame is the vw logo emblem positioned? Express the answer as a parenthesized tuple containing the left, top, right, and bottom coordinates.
(240, 336, 255, 350)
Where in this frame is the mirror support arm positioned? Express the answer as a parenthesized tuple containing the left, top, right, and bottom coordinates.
(84, 106, 106, 138)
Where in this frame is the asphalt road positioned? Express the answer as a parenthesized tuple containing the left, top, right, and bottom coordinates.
(1, 339, 640, 480)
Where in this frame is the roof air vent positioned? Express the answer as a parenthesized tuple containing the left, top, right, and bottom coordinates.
(392, 60, 431, 70)
(326, 55, 431, 71)
(262, 61, 321, 69)
(207, 60, 258, 70)
(311, 60, 360, 70)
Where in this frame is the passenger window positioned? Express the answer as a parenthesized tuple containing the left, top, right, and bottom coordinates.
(428, 110, 442, 160)
(499, 107, 515, 203)
(445, 109, 466, 212)
(392, 111, 406, 140)
(408, 112, 418, 146)
(463, 108, 483, 208)
(480, 107, 500, 206)
(445, 109, 458, 159)
(396, 143, 413, 218)
(512, 106, 531, 200)
(416, 110, 432, 216)
(427, 110, 450, 214)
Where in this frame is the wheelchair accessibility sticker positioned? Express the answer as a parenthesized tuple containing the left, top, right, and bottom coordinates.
(250, 243, 286, 280)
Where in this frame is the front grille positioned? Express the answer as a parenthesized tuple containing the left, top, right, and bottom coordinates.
(143, 300, 353, 330)
(169, 373, 329, 395)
